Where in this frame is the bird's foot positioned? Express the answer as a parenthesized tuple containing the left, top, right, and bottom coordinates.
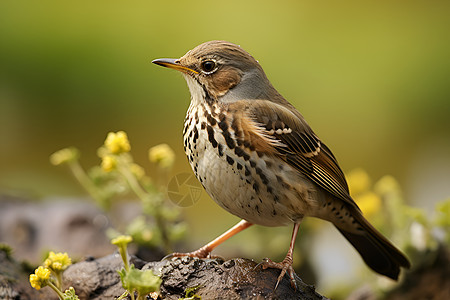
(163, 246, 222, 260)
(261, 256, 297, 290)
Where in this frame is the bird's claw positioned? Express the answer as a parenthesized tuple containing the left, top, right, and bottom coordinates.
(260, 257, 297, 290)
(161, 253, 176, 261)
(162, 247, 213, 261)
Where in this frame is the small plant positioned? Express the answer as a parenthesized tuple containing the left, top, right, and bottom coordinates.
(112, 235, 162, 300)
(50, 131, 186, 253)
(347, 169, 450, 255)
(29, 252, 79, 300)
(179, 286, 202, 300)
(0, 243, 13, 259)
(326, 169, 450, 298)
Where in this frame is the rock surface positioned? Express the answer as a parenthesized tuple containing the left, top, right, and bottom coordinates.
(0, 196, 115, 263)
(3, 252, 326, 300)
(3, 246, 449, 299)
(383, 246, 450, 300)
(0, 249, 43, 300)
(151, 256, 327, 300)
(62, 254, 327, 299)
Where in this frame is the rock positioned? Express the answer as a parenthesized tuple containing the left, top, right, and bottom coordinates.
(0, 195, 328, 299)
(0, 247, 51, 300)
(384, 245, 450, 300)
(63, 254, 327, 299)
(145, 256, 328, 300)
(347, 245, 450, 300)
(62, 253, 146, 299)
(0, 196, 115, 263)
(5, 253, 327, 299)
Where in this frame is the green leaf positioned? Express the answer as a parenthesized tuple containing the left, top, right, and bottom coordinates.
(119, 265, 161, 295)
(62, 287, 80, 300)
(125, 216, 159, 247)
(179, 285, 201, 300)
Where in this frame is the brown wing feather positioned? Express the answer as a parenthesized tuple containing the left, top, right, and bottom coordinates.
(228, 100, 410, 278)
(232, 100, 360, 210)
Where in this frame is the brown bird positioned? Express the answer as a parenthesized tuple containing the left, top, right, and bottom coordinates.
(153, 40, 410, 288)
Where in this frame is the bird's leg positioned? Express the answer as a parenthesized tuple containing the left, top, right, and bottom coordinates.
(261, 223, 300, 290)
(168, 219, 253, 259)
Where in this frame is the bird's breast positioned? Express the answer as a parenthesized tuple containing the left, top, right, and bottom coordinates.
(183, 102, 321, 227)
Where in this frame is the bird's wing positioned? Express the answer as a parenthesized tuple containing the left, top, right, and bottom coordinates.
(231, 99, 360, 210)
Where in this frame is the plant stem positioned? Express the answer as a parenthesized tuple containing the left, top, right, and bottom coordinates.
(137, 292, 145, 300)
(118, 245, 129, 272)
(55, 272, 62, 290)
(47, 281, 65, 300)
(118, 160, 148, 202)
(118, 159, 172, 252)
(116, 291, 129, 300)
(68, 160, 107, 208)
(155, 213, 172, 253)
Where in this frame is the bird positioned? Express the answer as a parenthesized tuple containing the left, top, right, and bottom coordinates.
(152, 40, 410, 289)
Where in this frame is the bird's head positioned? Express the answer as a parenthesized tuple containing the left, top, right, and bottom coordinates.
(153, 40, 280, 104)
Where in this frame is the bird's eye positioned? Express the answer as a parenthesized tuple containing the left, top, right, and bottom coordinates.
(201, 60, 216, 73)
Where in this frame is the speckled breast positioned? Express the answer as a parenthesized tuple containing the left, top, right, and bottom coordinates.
(182, 102, 318, 227)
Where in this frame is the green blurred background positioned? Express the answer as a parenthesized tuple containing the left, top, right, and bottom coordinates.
(1, 0, 450, 293)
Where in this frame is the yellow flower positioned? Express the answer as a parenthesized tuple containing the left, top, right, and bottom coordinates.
(101, 155, 117, 172)
(148, 144, 175, 168)
(50, 147, 80, 165)
(111, 235, 133, 272)
(354, 191, 382, 217)
(44, 251, 72, 272)
(111, 235, 133, 247)
(374, 175, 401, 197)
(29, 266, 51, 290)
(104, 131, 131, 154)
(130, 163, 145, 179)
(347, 168, 371, 196)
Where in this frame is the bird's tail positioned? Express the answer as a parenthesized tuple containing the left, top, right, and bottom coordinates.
(335, 206, 410, 280)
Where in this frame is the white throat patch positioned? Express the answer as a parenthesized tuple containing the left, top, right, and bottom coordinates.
(183, 75, 205, 106)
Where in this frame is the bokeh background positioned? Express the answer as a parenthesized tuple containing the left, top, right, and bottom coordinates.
(1, 0, 450, 296)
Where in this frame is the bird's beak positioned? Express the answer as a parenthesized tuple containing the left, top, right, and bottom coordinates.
(152, 58, 198, 74)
